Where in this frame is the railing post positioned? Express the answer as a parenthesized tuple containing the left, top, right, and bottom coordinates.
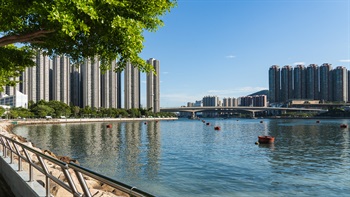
(3, 146, 6, 157)
(62, 166, 79, 196)
(74, 169, 92, 197)
(23, 148, 34, 182)
(13, 143, 22, 171)
(46, 175, 50, 197)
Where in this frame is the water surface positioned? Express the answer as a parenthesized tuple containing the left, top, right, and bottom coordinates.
(13, 119, 350, 197)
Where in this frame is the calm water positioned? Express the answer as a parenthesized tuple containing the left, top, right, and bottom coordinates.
(13, 118, 350, 197)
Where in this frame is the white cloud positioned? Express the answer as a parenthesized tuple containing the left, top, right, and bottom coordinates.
(293, 62, 305, 65)
(339, 59, 350, 63)
(226, 55, 236, 59)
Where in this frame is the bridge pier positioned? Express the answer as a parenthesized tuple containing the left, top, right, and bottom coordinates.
(251, 111, 255, 118)
(191, 111, 196, 119)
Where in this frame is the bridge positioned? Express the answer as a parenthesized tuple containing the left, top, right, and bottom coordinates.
(160, 106, 327, 118)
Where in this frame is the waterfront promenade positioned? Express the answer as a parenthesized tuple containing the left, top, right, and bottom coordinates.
(0, 173, 15, 197)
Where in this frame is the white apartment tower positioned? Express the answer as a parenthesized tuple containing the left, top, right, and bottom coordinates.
(52, 55, 70, 104)
(101, 60, 121, 108)
(81, 57, 101, 108)
(23, 51, 50, 103)
(70, 65, 81, 107)
(124, 62, 140, 109)
(146, 58, 160, 113)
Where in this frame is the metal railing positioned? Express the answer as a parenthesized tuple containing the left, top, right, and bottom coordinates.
(0, 134, 154, 197)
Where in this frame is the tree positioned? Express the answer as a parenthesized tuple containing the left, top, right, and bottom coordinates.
(0, 0, 176, 89)
(31, 105, 54, 118)
(0, 45, 35, 92)
(0, 106, 5, 117)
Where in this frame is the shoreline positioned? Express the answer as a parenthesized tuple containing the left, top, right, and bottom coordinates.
(12, 117, 178, 125)
(1, 117, 178, 197)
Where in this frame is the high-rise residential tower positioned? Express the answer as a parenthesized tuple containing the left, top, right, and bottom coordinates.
(268, 65, 280, 103)
(333, 66, 347, 102)
(293, 64, 306, 100)
(281, 65, 293, 102)
(202, 96, 219, 106)
(101, 60, 121, 108)
(146, 58, 160, 113)
(319, 63, 332, 102)
(52, 55, 70, 104)
(124, 62, 140, 109)
(23, 51, 50, 103)
(81, 57, 101, 108)
(306, 64, 319, 100)
(70, 65, 82, 107)
(223, 97, 237, 107)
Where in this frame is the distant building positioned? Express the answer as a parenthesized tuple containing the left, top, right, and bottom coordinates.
(0, 91, 28, 108)
(202, 95, 219, 106)
(319, 63, 332, 101)
(124, 62, 140, 109)
(240, 96, 253, 106)
(223, 97, 237, 107)
(146, 58, 160, 113)
(306, 64, 319, 100)
(281, 65, 293, 102)
(22, 51, 51, 103)
(332, 66, 347, 102)
(101, 60, 121, 108)
(52, 55, 70, 104)
(293, 64, 306, 99)
(268, 65, 280, 103)
(81, 57, 101, 108)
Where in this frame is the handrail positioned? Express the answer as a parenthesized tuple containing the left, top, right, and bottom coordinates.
(0, 134, 154, 197)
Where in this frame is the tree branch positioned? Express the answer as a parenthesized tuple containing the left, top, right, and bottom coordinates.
(0, 30, 55, 46)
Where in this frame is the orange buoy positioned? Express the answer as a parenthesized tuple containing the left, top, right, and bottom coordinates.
(340, 124, 347, 128)
(214, 126, 221, 130)
(106, 124, 112, 128)
(258, 136, 275, 144)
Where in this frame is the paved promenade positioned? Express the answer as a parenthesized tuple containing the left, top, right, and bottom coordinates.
(0, 173, 15, 197)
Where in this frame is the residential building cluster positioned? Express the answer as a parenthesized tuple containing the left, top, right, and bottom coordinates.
(0, 51, 160, 112)
(187, 95, 267, 107)
(269, 63, 348, 104)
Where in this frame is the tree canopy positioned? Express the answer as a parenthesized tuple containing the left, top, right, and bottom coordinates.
(0, 0, 176, 88)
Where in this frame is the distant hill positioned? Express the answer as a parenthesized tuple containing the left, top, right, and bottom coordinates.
(248, 89, 268, 97)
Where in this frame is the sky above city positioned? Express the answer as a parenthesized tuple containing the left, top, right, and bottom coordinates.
(139, 0, 350, 107)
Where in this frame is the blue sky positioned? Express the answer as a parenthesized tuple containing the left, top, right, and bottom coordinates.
(139, 0, 350, 107)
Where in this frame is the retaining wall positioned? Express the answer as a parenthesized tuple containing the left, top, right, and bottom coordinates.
(0, 153, 46, 197)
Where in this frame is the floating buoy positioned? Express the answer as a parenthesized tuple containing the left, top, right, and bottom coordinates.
(258, 136, 275, 144)
(316, 120, 320, 123)
(260, 120, 263, 123)
(214, 126, 221, 130)
(144, 122, 147, 125)
(206, 122, 210, 126)
(106, 124, 112, 128)
(340, 124, 347, 128)
(255, 141, 259, 145)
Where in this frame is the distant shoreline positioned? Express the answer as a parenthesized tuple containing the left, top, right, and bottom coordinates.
(10, 117, 178, 125)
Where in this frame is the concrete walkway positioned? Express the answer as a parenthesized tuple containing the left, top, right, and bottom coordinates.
(0, 173, 15, 197)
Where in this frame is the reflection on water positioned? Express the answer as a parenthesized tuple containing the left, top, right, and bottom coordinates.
(13, 119, 350, 197)
(14, 121, 161, 182)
